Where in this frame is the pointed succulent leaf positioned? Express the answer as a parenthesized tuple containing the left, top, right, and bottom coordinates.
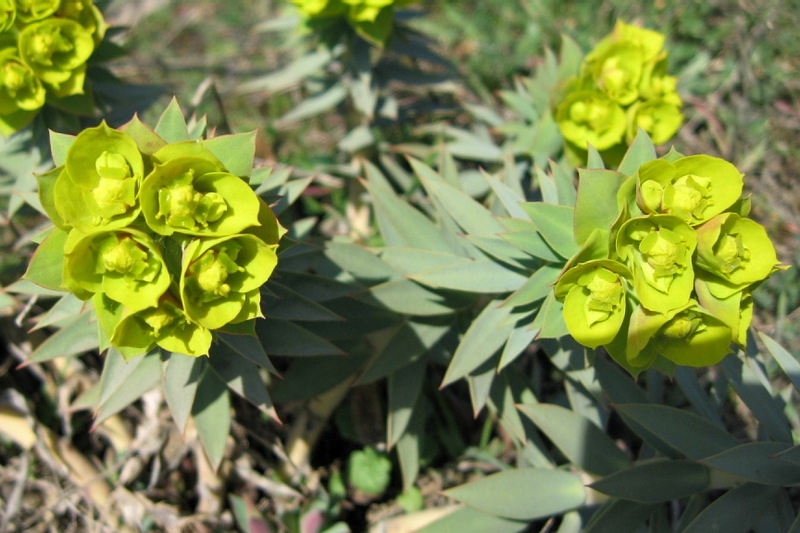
(24, 226, 67, 291)
(574, 168, 626, 246)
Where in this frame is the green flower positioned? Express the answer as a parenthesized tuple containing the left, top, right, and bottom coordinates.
(180, 234, 278, 329)
(626, 301, 733, 367)
(291, 0, 347, 18)
(63, 228, 171, 312)
(140, 155, 260, 237)
(636, 155, 744, 225)
(555, 259, 631, 349)
(556, 90, 626, 150)
(617, 215, 696, 314)
(54, 123, 144, 233)
(18, 18, 94, 96)
(0, 48, 45, 134)
(586, 41, 645, 106)
(107, 296, 213, 358)
(626, 99, 682, 144)
(638, 56, 681, 106)
(599, 20, 666, 63)
(14, 0, 59, 24)
(57, 0, 107, 43)
(695, 213, 782, 298)
(0, 0, 14, 32)
(342, 0, 394, 22)
(695, 274, 753, 349)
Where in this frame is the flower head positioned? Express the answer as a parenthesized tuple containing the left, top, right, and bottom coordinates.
(0, 0, 15, 32)
(627, 302, 733, 367)
(556, 90, 626, 150)
(108, 296, 213, 358)
(695, 213, 782, 297)
(636, 155, 744, 226)
(63, 228, 171, 311)
(180, 234, 278, 329)
(617, 215, 696, 314)
(18, 18, 94, 95)
(555, 260, 631, 348)
(55, 123, 144, 233)
(14, 0, 59, 24)
(0, 48, 45, 117)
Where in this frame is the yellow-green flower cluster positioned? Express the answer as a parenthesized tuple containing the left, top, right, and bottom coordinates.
(37, 121, 283, 358)
(290, 0, 417, 45)
(555, 21, 683, 156)
(555, 155, 785, 372)
(0, 0, 106, 134)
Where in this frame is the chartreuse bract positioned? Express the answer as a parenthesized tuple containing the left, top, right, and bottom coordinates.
(555, 21, 683, 164)
(0, 0, 110, 134)
(555, 147, 785, 374)
(290, 0, 418, 45)
(28, 105, 283, 358)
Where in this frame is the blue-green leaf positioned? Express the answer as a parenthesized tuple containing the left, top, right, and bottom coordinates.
(521, 203, 578, 258)
(442, 301, 513, 387)
(590, 460, 709, 503)
(411, 260, 527, 293)
(162, 352, 204, 432)
(518, 403, 631, 476)
(445, 468, 585, 521)
(192, 366, 231, 470)
(154, 98, 190, 142)
(614, 404, 739, 459)
(700, 442, 800, 485)
(574, 169, 625, 246)
(617, 129, 656, 176)
(759, 332, 800, 392)
(24, 227, 67, 291)
(680, 483, 779, 533)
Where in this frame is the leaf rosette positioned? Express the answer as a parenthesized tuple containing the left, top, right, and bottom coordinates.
(694, 212, 782, 298)
(636, 155, 744, 226)
(97, 294, 212, 358)
(140, 155, 260, 237)
(0, 48, 45, 133)
(180, 234, 278, 330)
(54, 123, 144, 233)
(625, 301, 733, 367)
(18, 18, 94, 96)
(63, 228, 171, 312)
(555, 90, 626, 151)
(555, 259, 631, 349)
(616, 215, 696, 314)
